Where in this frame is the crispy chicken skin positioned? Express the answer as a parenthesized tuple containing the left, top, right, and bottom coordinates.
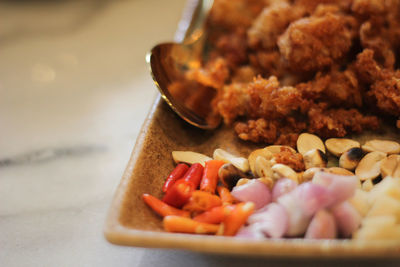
(173, 0, 400, 145)
(355, 49, 400, 118)
(217, 76, 378, 145)
(247, 2, 305, 50)
(278, 13, 353, 72)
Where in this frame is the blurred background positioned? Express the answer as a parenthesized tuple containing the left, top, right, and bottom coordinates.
(1, 1, 399, 266)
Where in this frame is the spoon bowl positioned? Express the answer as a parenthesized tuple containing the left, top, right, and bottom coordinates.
(147, 0, 220, 130)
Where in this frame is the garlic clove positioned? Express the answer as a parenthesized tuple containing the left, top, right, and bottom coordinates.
(271, 163, 298, 183)
(297, 133, 325, 155)
(213, 148, 249, 172)
(248, 148, 273, 175)
(303, 149, 328, 169)
(380, 154, 400, 178)
(172, 151, 212, 167)
(339, 147, 364, 171)
(325, 138, 360, 157)
(264, 145, 296, 154)
(362, 140, 400, 155)
(355, 151, 387, 181)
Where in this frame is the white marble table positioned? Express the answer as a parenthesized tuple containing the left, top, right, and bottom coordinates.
(0, 1, 399, 266)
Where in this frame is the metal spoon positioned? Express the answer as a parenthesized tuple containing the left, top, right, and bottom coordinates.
(146, 0, 220, 130)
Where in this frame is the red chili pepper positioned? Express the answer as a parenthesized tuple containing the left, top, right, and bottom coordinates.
(200, 160, 226, 193)
(182, 163, 204, 189)
(162, 179, 195, 208)
(142, 194, 190, 218)
(182, 190, 222, 213)
(163, 215, 220, 234)
(193, 205, 235, 224)
(223, 202, 255, 236)
(162, 163, 189, 193)
(217, 186, 237, 204)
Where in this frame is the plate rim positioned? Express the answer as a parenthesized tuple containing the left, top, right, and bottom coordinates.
(104, 0, 400, 258)
(103, 96, 400, 258)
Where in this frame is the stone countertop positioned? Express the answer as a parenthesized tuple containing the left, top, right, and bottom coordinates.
(0, 0, 399, 266)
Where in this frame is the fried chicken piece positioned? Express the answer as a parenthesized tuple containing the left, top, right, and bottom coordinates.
(235, 118, 278, 143)
(273, 147, 305, 171)
(212, 28, 248, 69)
(294, 0, 353, 14)
(207, 0, 266, 31)
(248, 50, 287, 78)
(234, 117, 307, 146)
(297, 67, 363, 108)
(247, 2, 306, 50)
(354, 48, 385, 84)
(307, 106, 379, 137)
(352, 0, 400, 68)
(216, 82, 250, 125)
(355, 49, 400, 118)
(359, 20, 397, 68)
(217, 76, 314, 124)
(186, 58, 229, 90)
(278, 13, 353, 72)
(367, 71, 400, 117)
(352, 0, 400, 17)
(231, 66, 258, 83)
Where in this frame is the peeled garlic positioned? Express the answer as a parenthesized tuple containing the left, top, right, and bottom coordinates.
(264, 145, 296, 154)
(248, 148, 273, 175)
(362, 140, 400, 155)
(325, 138, 360, 157)
(172, 151, 212, 167)
(303, 149, 328, 169)
(302, 167, 326, 182)
(271, 163, 298, 183)
(380, 155, 400, 178)
(339, 147, 364, 171)
(213, 148, 249, 172)
(327, 167, 354, 176)
(355, 151, 386, 181)
(254, 156, 273, 178)
(236, 178, 251, 187)
(297, 133, 325, 155)
(362, 179, 374, 192)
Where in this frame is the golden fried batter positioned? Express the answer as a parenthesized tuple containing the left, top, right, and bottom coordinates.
(278, 13, 353, 72)
(173, 0, 400, 146)
(273, 147, 305, 171)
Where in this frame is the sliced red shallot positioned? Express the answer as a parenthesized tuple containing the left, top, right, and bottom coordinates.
(231, 179, 272, 210)
(305, 209, 337, 239)
(295, 183, 333, 215)
(277, 182, 332, 236)
(272, 178, 297, 202)
(247, 203, 288, 238)
(330, 201, 361, 238)
(312, 171, 358, 205)
(235, 224, 266, 240)
(277, 191, 311, 237)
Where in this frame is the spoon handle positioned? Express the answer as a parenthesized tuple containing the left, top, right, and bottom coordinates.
(174, 0, 214, 44)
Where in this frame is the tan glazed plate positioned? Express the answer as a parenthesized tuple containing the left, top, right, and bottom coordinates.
(104, 1, 400, 258)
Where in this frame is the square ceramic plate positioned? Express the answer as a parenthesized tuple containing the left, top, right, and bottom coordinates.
(104, 0, 400, 258)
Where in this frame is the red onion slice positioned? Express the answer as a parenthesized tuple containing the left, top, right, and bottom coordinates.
(278, 191, 312, 236)
(331, 201, 361, 238)
(305, 209, 337, 239)
(272, 178, 297, 202)
(235, 224, 266, 240)
(231, 179, 272, 210)
(312, 172, 359, 205)
(247, 203, 288, 238)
